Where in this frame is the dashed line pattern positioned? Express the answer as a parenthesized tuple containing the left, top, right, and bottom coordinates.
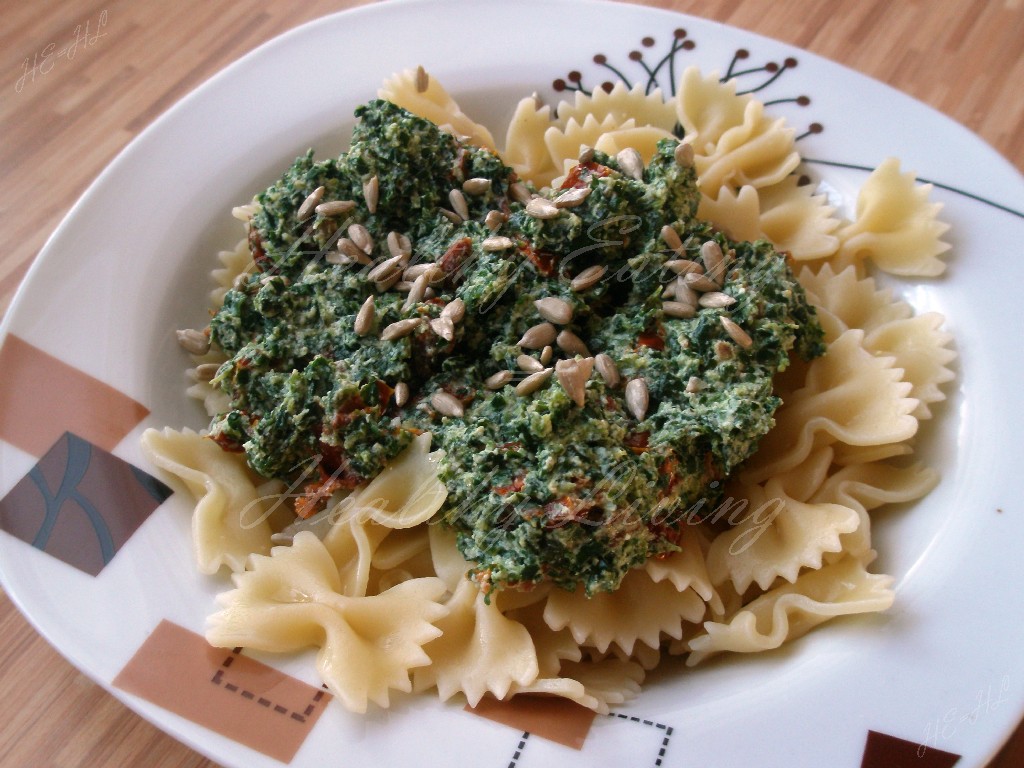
(210, 647, 327, 723)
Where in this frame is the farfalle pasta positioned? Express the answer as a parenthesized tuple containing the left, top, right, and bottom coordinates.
(143, 65, 955, 714)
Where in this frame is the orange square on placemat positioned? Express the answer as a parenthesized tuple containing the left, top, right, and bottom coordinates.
(0, 334, 149, 457)
(113, 620, 330, 763)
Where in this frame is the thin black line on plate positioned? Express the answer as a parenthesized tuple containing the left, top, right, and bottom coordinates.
(801, 157, 1024, 219)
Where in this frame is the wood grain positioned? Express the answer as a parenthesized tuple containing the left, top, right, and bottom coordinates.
(0, 1, 1021, 766)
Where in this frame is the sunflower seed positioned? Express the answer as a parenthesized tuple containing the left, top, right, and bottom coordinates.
(662, 280, 677, 299)
(415, 65, 429, 93)
(685, 376, 704, 393)
(517, 354, 544, 373)
(485, 210, 508, 231)
(625, 377, 649, 420)
(556, 329, 590, 357)
(484, 370, 513, 390)
(449, 188, 470, 221)
(403, 273, 430, 310)
(315, 199, 356, 217)
(525, 197, 560, 219)
(675, 142, 695, 167)
(661, 224, 684, 254)
(663, 301, 696, 319)
(348, 223, 373, 255)
(482, 235, 516, 252)
(553, 186, 592, 208)
(430, 315, 455, 341)
(463, 177, 491, 195)
(232, 272, 248, 290)
(557, 360, 589, 409)
(570, 264, 606, 292)
(720, 316, 753, 348)
(374, 272, 401, 292)
(578, 145, 595, 164)
(380, 317, 422, 341)
(684, 272, 720, 293)
(297, 186, 325, 220)
(616, 148, 644, 180)
(176, 328, 210, 356)
(699, 291, 737, 309)
(594, 353, 620, 388)
(194, 362, 220, 382)
(395, 381, 410, 407)
(518, 322, 557, 349)
(665, 258, 704, 275)
(431, 391, 464, 418)
(367, 254, 405, 283)
(441, 298, 466, 324)
(325, 251, 349, 266)
(386, 231, 412, 259)
(534, 296, 573, 325)
(539, 345, 553, 365)
(363, 176, 379, 214)
(338, 238, 373, 265)
(354, 295, 375, 336)
(701, 240, 726, 285)
(515, 367, 553, 396)
(403, 263, 437, 280)
(439, 207, 463, 225)
(675, 280, 699, 307)
(509, 182, 533, 205)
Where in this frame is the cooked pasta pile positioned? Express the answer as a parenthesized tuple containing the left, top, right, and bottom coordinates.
(142, 67, 955, 713)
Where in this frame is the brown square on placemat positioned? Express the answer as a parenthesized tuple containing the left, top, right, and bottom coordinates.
(468, 695, 598, 749)
(0, 334, 149, 457)
(0, 431, 171, 575)
(113, 620, 330, 763)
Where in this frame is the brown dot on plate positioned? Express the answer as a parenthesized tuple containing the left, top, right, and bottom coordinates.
(601, 81, 615, 93)
(553, 79, 566, 91)
(674, 28, 687, 39)
(736, 48, 749, 59)
(765, 62, 779, 73)
(797, 175, 812, 186)
(797, 95, 811, 106)
(629, 50, 642, 61)
(593, 53, 607, 64)
(808, 122, 824, 134)
(784, 57, 798, 68)
(642, 36, 655, 47)
(568, 70, 582, 82)
(682, 40, 696, 50)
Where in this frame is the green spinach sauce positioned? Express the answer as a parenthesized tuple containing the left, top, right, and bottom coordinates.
(206, 99, 824, 596)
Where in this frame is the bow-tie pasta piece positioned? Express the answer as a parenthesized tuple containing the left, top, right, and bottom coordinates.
(413, 579, 540, 706)
(674, 66, 752, 154)
(556, 81, 679, 134)
(705, 478, 860, 594)
(141, 427, 273, 574)
(758, 175, 842, 261)
(836, 158, 950, 276)
(378, 67, 496, 151)
(812, 460, 939, 562)
(695, 99, 799, 198)
(741, 329, 920, 483)
(696, 184, 763, 242)
(543, 566, 707, 656)
(797, 263, 911, 343)
(207, 531, 447, 713)
(503, 96, 558, 189)
(687, 554, 894, 665)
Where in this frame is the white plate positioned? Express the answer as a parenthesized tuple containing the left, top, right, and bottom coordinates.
(2, 1, 1023, 766)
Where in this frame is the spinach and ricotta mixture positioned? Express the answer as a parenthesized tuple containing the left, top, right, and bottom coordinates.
(206, 99, 824, 596)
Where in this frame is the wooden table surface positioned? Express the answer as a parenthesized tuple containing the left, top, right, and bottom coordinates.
(0, 1, 1021, 766)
